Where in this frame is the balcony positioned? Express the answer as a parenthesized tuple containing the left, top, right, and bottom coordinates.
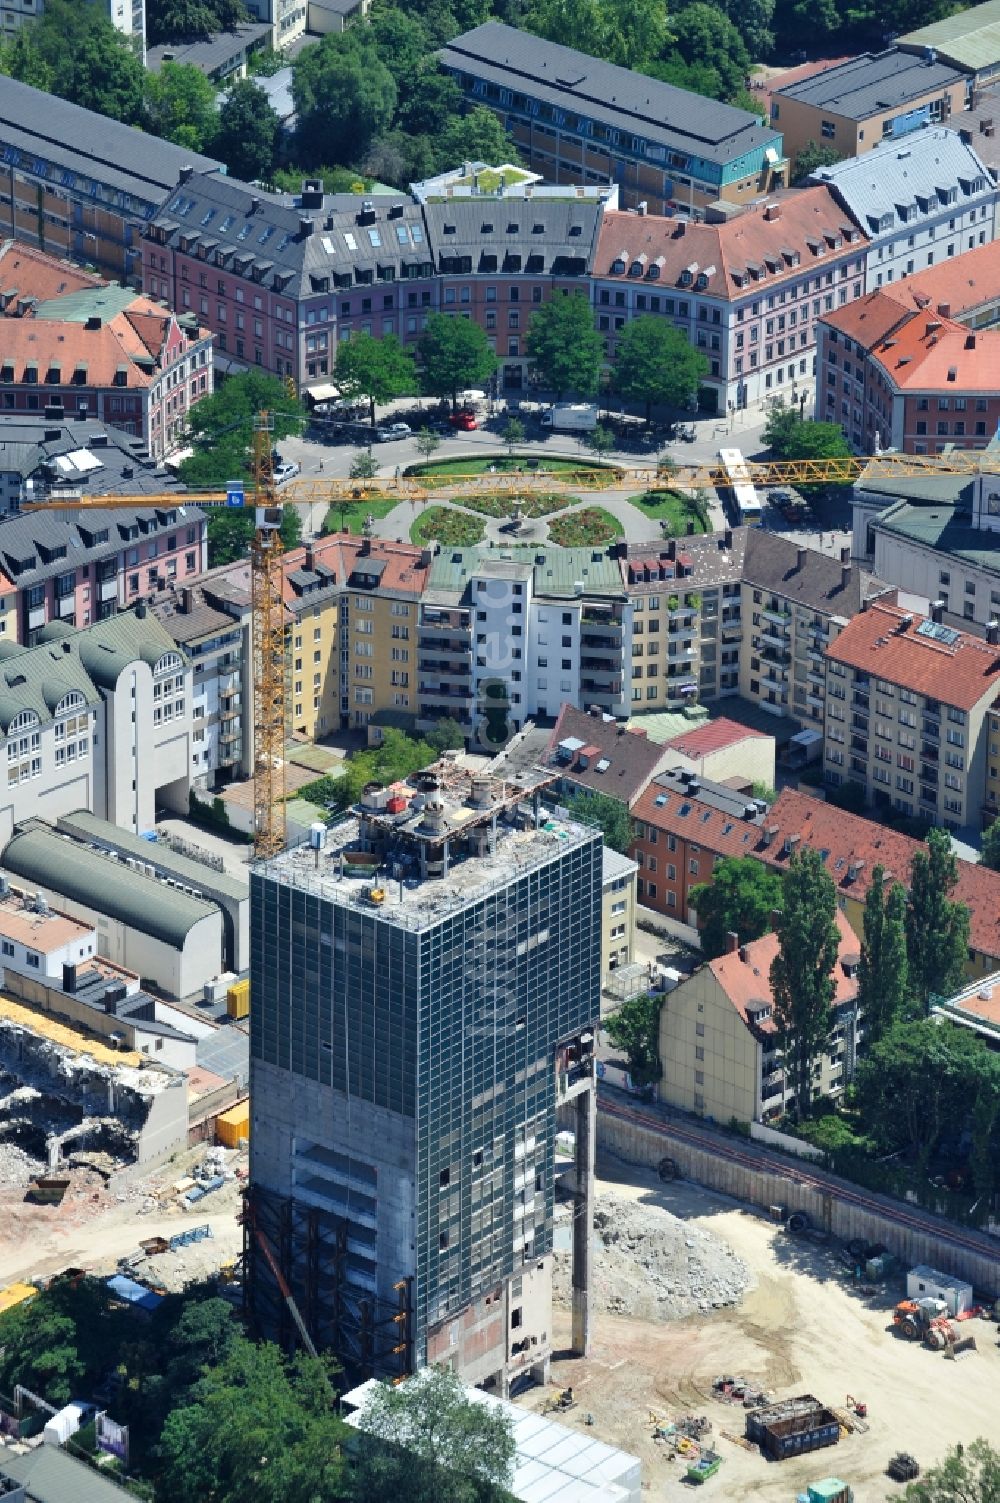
(762, 606, 792, 627)
(807, 669, 824, 687)
(806, 692, 824, 709)
(762, 672, 786, 694)
(852, 712, 868, 732)
(922, 720, 939, 741)
(581, 677, 622, 695)
(850, 735, 867, 754)
(417, 660, 471, 678)
(920, 784, 938, 806)
(418, 682, 473, 701)
(581, 609, 622, 630)
(580, 658, 620, 675)
(921, 742, 939, 762)
(853, 692, 870, 712)
(760, 628, 788, 651)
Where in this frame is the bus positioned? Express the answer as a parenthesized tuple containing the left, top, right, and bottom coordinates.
(718, 448, 762, 526)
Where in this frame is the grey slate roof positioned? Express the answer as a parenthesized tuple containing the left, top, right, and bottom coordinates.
(1, 1445, 134, 1503)
(0, 74, 222, 207)
(544, 702, 671, 805)
(422, 198, 602, 278)
(773, 48, 968, 120)
(57, 808, 249, 901)
(3, 825, 217, 948)
(146, 22, 272, 76)
(807, 125, 993, 233)
(0, 415, 184, 495)
(742, 529, 867, 615)
(0, 499, 203, 590)
(620, 530, 747, 592)
(874, 498, 1000, 572)
(440, 23, 781, 166)
(151, 172, 429, 300)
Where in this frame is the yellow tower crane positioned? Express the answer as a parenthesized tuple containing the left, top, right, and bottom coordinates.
(21, 444, 1000, 857)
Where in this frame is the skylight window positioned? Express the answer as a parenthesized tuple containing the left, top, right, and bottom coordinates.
(344, 232, 357, 251)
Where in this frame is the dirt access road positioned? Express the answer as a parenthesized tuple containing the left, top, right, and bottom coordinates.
(522, 1155, 999, 1500)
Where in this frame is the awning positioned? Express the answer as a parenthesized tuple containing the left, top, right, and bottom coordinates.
(304, 381, 340, 404)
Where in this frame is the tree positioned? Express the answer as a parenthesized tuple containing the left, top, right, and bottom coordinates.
(857, 865, 909, 1046)
(900, 1439, 1000, 1503)
(147, 0, 247, 45)
(906, 828, 970, 1009)
(689, 856, 784, 960)
(585, 423, 616, 458)
(350, 1366, 515, 1503)
(526, 292, 605, 398)
(770, 848, 841, 1117)
(655, 5, 750, 102)
(981, 819, 1000, 871)
(522, 0, 668, 69)
(763, 405, 851, 463)
(425, 717, 466, 752)
(503, 416, 525, 457)
(612, 317, 708, 421)
(0, 0, 146, 123)
(145, 61, 218, 152)
(604, 993, 661, 1083)
(414, 428, 441, 463)
(0, 1278, 130, 1408)
(566, 788, 632, 853)
(793, 140, 843, 183)
(212, 79, 281, 183)
(204, 505, 300, 567)
(349, 451, 380, 480)
(418, 313, 497, 410)
(293, 31, 397, 168)
(707, 0, 774, 60)
(336, 333, 416, 425)
(179, 372, 304, 490)
(159, 1339, 347, 1503)
(435, 105, 521, 172)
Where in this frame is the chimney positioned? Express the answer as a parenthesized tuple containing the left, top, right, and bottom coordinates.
(763, 202, 780, 221)
(305, 543, 315, 571)
(931, 599, 945, 624)
(686, 520, 696, 536)
(783, 832, 800, 856)
(841, 564, 851, 591)
(938, 301, 951, 317)
(847, 857, 865, 881)
(770, 907, 783, 929)
(738, 944, 749, 963)
(63, 962, 78, 994)
(762, 824, 778, 847)
(987, 619, 999, 645)
(182, 586, 194, 613)
(299, 217, 314, 239)
(637, 201, 648, 216)
(667, 539, 676, 561)
(726, 931, 739, 954)
(178, 165, 193, 184)
(797, 546, 807, 571)
(135, 600, 147, 619)
(724, 528, 733, 549)
(840, 544, 851, 564)
(250, 196, 261, 215)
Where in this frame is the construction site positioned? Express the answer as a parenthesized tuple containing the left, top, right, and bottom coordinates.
(529, 1152, 1000, 1500)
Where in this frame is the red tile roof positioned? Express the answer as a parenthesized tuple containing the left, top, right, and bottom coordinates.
(710, 909, 859, 1033)
(664, 717, 767, 759)
(758, 788, 1000, 962)
(594, 188, 867, 303)
(281, 535, 430, 606)
(826, 601, 1000, 710)
(0, 293, 204, 391)
(632, 772, 765, 858)
(0, 241, 103, 305)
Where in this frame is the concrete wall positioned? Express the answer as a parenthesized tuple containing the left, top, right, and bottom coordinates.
(135, 1076, 189, 1164)
(596, 1098, 1000, 1296)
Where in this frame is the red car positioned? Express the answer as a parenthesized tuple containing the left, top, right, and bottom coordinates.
(449, 410, 477, 430)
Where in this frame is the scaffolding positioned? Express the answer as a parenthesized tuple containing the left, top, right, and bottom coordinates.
(243, 1185, 412, 1386)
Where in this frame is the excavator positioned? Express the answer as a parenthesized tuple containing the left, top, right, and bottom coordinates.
(893, 1298, 976, 1355)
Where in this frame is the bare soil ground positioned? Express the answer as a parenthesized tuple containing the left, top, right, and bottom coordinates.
(0, 1144, 245, 1290)
(521, 1153, 1000, 1500)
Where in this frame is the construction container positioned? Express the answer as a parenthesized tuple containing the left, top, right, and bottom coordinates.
(746, 1396, 840, 1461)
(43, 1401, 89, 1447)
(25, 1176, 70, 1205)
(227, 980, 250, 1020)
(807, 1480, 853, 1503)
(686, 1454, 722, 1485)
(216, 1100, 249, 1148)
(0, 1281, 38, 1317)
(906, 1265, 973, 1317)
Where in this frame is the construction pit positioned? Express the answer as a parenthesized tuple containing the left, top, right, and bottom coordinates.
(529, 1153, 1000, 1500)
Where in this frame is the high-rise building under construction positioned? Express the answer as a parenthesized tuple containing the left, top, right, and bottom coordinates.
(246, 760, 600, 1391)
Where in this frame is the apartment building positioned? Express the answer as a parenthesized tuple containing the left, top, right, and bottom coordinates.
(153, 566, 253, 789)
(0, 501, 206, 646)
(281, 540, 341, 739)
(740, 531, 870, 724)
(758, 786, 1000, 974)
(986, 701, 1000, 827)
(806, 127, 997, 291)
(602, 847, 637, 984)
(630, 766, 768, 926)
(823, 599, 1000, 827)
(0, 606, 193, 846)
(0, 414, 186, 520)
(541, 702, 680, 809)
(659, 915, 861, 1123)
(0, 0, 145, 49)
(416, 545, 631, 740)
(593, 193, 868, 415)
(439, 23, 786, 217)
(618, 532, 745, 707)
(771, 49, 972, 166)
(243, 0, 307, 46)
(0, 77, 220, 283)
(146, 22, 273, 83)
(249, 762, 601, 1386)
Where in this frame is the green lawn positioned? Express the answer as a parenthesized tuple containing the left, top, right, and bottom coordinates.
(627, 490, 708, 534)
(405, 455, 619, 480)
(321, 496, 400, 535)
(547, 506, 624, 547)
(410, 505, 485, 547)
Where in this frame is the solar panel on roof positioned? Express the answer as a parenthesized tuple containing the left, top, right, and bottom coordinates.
(916, 619, 960, 646)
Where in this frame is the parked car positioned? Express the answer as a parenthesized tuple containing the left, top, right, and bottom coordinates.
(274, 461, 300, 482)
(449, 410, 478, 430)
(378, 422, 412, 441)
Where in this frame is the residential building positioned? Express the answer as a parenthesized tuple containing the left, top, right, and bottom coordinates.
(248, 761, 601, 1387)
(541, 702, 681, 809)
(757, 786, 1000, 974)
(0, 1443, 141, 1503)
(146, 22, 273, 83)
(659, 915, 861, 1123)
(417, 545, 631, 738)
(419, 197, 603, 390)
(0, 77, 221, 283)
(630, 766, 769, 926)
(0, 0, 145, 49)
(816, 282, 1000, 452)
(333, 538, 429, 733)
(986, 700, 1000, 826)
(306, 0, 371, 33)
(955, 91, 1000, 174)
(900, 0, 1000, 88)
(0, 256, 214, 459)
(931, 967, 1000, 1045)
(281, 537, 342, 738)
(618, 532, 745, 706)
(770, 49, 972, 166)
(243, 0, 308, 46)
(0, 499, 207, 645)
(593, 193, 868, 415)
(0, 414, 190, 519)
(823, 598, 1000, 826)
(658, 716, 775, 790)
(740, 530, 872, 724)
(438, 23, 787, 218)
(153, 565, 253, 787)
(0, 606, 194, 846)
(806, 126, 997, 291)
(146, 174, 431, 385)
(601, 846, 637, 984)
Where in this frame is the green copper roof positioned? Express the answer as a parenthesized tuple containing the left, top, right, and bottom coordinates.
(876, 501, 1000, 570)
(901, 1, 1000, 71)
